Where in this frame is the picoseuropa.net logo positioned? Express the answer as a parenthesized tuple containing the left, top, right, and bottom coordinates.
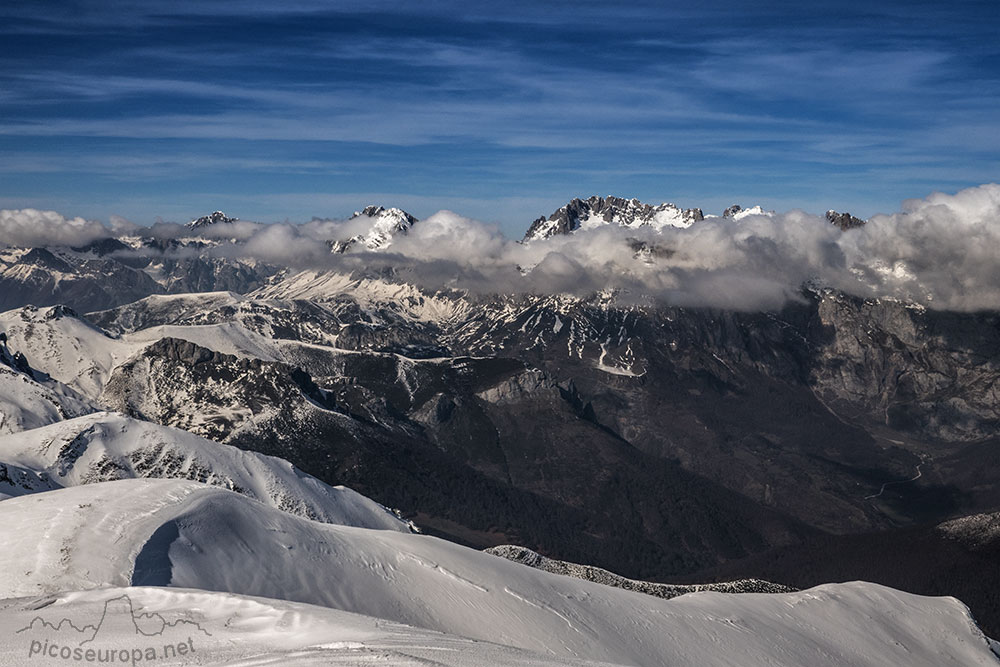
(17, 594, 211, 665)
(27, 637, 196, 665)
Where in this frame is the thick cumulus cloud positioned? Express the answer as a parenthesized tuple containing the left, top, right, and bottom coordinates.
(3, 184, 1000, 312)
(384, 185, 1000, 311)
(836, 184, 1000, 310)
(367, 208, 848, 310)
(0, 209, 116, 247)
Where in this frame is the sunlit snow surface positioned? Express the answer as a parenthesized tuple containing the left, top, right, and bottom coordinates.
(0, 478, 995, 666)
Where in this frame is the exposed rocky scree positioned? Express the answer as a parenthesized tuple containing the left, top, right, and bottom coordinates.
(486, 545, 794, 599)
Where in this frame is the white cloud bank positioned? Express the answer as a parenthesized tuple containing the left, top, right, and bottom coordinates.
(2, 184, 999, 312)
(0, 208, 135, 247)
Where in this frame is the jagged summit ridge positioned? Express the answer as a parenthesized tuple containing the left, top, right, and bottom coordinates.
(523, 195, 704, 241)
(826, 209, 867, 230)
(186, 211, 238, 228)
(330, 205, 418, 253)
(522, 196, 870, 240)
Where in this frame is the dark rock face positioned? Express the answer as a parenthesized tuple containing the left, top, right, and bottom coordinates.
(0, 334, 35, 378)
(138, 237, 216, 252)
(807, 292, 1000, 442)
(0, 245, 277, 312)
(154, 257, 273, 294)
(97, 327, 816, 579)
(336, 322, 447, 358)
(0, 252, 166, 313)
(686, 511, 1000, 638)
(723, 204, 743, 218)
(19, 248, 74, 273)
(826, 210, 866, 230)
(71, 238, 130, 257)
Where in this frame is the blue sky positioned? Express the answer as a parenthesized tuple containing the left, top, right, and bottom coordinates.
(1, 0, 998, 236)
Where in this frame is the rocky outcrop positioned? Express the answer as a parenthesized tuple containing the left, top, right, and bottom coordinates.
(807, 291, 1000, 441)
(187, 211, 238, 228)
(486, 545, 794, 598)
(826, 210, 866, 230)
(0, 339, 33, 378)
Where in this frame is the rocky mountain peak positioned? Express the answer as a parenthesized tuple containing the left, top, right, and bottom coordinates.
(18, 247, 74, 273)
(523, 195, 704, 241)
(187, 211, 239, 229)
(826, 210, 866, 231)
(350, 205, 417, 229)
(330, 206, 418, 253)
(70, 237, 130, 257)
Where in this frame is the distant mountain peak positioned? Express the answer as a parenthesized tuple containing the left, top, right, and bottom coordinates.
(523, 195, 704, 241)
(826, 210, 866, 230)
(350, 205, 417, 229)
(331, 206, 418, 253)
(721, 204, 773, 220)
(186, 211, 238, 229)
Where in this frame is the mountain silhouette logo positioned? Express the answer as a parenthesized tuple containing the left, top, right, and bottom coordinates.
(17, 594, 211, 663)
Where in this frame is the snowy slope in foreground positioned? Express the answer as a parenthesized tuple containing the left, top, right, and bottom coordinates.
(0, 413, 410, 531)
(0, 479, 995, 667)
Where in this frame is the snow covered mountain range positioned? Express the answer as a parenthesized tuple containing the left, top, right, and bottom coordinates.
(523, 195, 707, 240)
(0, 197, 870, 312)
(1, 196, 999, 665)
(520, 196, 820, 240)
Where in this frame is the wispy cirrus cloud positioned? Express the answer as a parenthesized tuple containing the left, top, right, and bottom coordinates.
(0, 1, 997, 233)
